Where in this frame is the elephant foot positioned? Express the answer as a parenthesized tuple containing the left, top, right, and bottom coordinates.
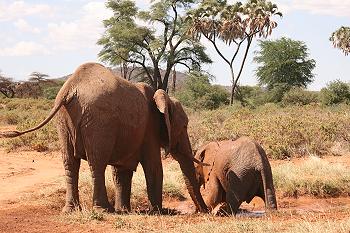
(147, 206, 163, 215)
(93, 204, 115, 213)
(114, 206, 130, 215)
(62, 204, 82, 213)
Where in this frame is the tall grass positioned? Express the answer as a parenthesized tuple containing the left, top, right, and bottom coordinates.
(273, 156, 350, 197)
(188, 104, 350, 159)
(0, 98, 58, 151)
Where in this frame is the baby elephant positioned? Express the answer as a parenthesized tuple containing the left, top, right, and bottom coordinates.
(194, 136, 277, 214)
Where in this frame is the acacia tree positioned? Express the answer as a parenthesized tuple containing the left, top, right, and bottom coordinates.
(330, 26, 350, 56)
(28, 71, 49, 83)
(98, 0, 211, 90)
(187, 0, 282, 104)
(0, 72, 15, 98)
(254, 37, 316, 90)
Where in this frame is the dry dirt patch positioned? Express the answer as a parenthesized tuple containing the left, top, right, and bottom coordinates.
(1, 149, 350, 232)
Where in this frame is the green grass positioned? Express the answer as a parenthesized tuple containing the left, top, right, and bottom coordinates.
(273, 156, 350, 197)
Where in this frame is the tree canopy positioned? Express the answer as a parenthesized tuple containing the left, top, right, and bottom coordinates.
(186, 0, 282, 104)
(330, 26, 350, 56)
(98, 0, 211, 90)
(254, 37, 316, 90)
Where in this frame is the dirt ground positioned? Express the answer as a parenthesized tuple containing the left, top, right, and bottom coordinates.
(1, 149, 350, 233)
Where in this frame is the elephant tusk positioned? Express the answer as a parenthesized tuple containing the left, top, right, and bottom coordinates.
(192, 157, 210, 166)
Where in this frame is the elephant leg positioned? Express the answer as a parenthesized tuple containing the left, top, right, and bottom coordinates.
(62, 155, 81, 213)
(58, 124, 81, 213)
(84, 138, 114, 213)
(205, 176, 224, 212)
(225, 171, 242, 215)
(111, 167, 133, 213)
(89, 165, 114, 212)
(140, 150, 163, 212)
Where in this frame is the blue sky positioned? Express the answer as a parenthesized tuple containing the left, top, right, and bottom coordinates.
(0, 0, 349, 90)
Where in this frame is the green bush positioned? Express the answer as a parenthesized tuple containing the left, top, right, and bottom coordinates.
(234, 85, 267, 107)
(320, 80, 350, 105)
(176, 71, 229, 110)
(281, 87, 319, 106)
(43, 86, 61, 100)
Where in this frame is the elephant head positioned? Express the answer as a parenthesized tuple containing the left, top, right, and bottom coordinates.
(194, 145, 216, 189)
(153, 89, 208, 213)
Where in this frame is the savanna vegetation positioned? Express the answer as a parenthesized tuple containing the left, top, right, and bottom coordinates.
(1, 0, 350, 232)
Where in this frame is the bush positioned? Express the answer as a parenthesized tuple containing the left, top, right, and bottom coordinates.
(176, 72, 229, 110)
(234, 85, 267, 107)
(320, 80, 350, 105)
(281, 87, 319, 106)
(43, 86, 61, 100)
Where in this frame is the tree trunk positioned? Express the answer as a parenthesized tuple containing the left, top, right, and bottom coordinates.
(161, 64, 173, 91)
(154, 68, 163, 90)
(172, 67, 176, 94)
(229, 67, 236, 105)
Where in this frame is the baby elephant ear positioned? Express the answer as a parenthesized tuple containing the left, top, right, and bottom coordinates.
(153, 89, 172, 146)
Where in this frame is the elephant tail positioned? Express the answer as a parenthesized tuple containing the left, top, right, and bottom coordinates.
(260, 168, 277, 210)
(258, 146, 277, 210)
(0, 91, 72, 138)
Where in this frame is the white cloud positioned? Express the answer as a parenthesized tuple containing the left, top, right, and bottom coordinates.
(14, 19, 41, 33)
(0, 41, 49, 56)
(276, 0, 350, 18)
(46, 1, 112, 51)
(0, 1, 53, 21)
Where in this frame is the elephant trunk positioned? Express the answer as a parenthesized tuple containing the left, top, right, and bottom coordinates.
(174, 134, 208, 213)
(177, 154, 208, 213)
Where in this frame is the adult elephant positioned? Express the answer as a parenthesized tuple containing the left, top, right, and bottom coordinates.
(194, 137, 277, 214)
(1, 62, 208, 213)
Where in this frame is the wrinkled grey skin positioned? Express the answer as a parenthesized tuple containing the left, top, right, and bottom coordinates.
(194, 137, 277, 214)
(0, 63, 208, 213)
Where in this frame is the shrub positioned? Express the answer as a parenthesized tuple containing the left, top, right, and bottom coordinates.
(176, 71, 229, 110)
(281, 87, 319, 106)
(320, 80, 350, 105)
(43, 86, 61, 100)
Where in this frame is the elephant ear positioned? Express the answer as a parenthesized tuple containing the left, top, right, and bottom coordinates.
(195, 147, 207, 188)
(196, 147, 206, 163)
(154, 89, 172, 147)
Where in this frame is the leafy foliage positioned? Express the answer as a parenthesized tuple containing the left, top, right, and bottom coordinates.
(187, 0, 282, 104)
(320, 80, 350, 105)
(254, 37, 316, 90)
(176, 71, 229, 109)
(330, 26, 350, 55)
(98, 0, 211, 90)
(281, 87, 319, 106)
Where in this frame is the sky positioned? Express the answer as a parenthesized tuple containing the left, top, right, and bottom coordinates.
(0, 0, 349, 90)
